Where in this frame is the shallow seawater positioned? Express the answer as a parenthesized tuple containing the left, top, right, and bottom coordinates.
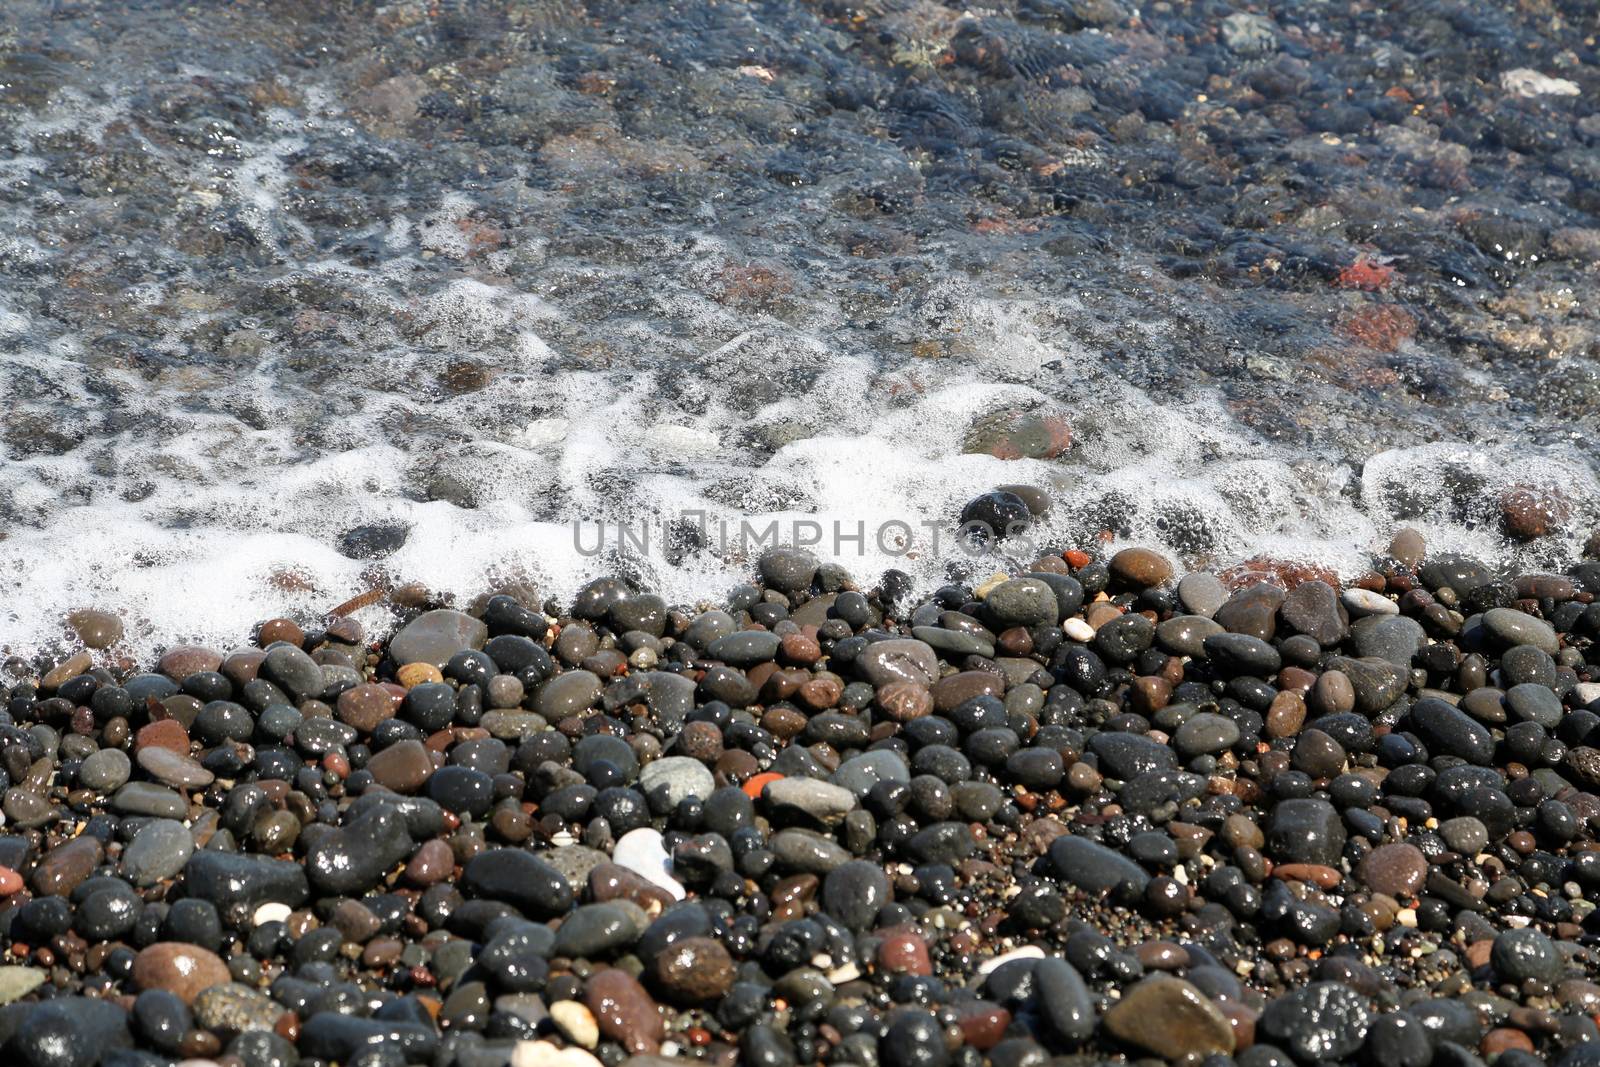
(2, 0, 1598, 659)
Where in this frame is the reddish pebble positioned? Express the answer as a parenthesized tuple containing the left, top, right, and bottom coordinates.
(131, 942, 232, 1004)
(0, 866, 22, 895)
(743, 772, 783, 799)
(1483, 1029, 1535, 1056)
(1271, 863, 1341, 890)
(404, 840, 455, 887)
(955, 1003, 1011, 1050)
(585, 968, 663, 1054)
(876, 930, 932, 977)
(779, 632, 821, 664)
(135, 719, 191, 755)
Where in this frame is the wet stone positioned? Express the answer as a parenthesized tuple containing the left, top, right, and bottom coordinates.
(984, 578, 1058, 627)
(367, 739, 435, 793)
(463, 849, 574, 917)
(1349, 614, 1426, 668)
(585, 968, 663, 1054)
(638, 756, 714, 807)
(1111, 548, 1174, 588)
(823, 860, 891, 930)
(1482, 608, 1560, 654)
(136, 746, 214, 789)
(1492, 928, 1563, 983)
(390, 609, 488, 668)
(1173, 713, 1241, 758)
(10, 996, 132, 1067)
(183, 850, 310, 910)
(123, 819, 194, 886)
(1357, 843, 1427, 898)
(1280, 581, 1347, 646)
(306, 806, 414, 895)
(111, 782, 189, 819)
(1087, 731, 1178, 780)
(1178, 572, 1227, 618)
(554, 901, 646, 959)
(1324, 656, 1406, 714)
(651, 935, 735, 1003)
(1410, 698, 1495, 765)
(1258, 982, 1372, 1062)
(1266, 799, 1346, 865)
(1050, 834, 1151, 894)
(78, 748, 132, 791)
(855, 639, 939, 687)
(132, 942, 231, 1004)
(1104, 976, 1235, 1059)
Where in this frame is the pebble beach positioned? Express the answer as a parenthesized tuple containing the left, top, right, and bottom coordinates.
(4, 533, 1600, 1067)
(5, 0, 1600, 1065)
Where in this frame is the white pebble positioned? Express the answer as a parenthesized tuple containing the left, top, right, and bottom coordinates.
(253, 902, 291, 927)
(1341, 588, 1398, 617)
(977, 945, 1045, 974)
(612, 827, 686, 901)
(1573, 682, 1600, 709)
(1063, 618, 1095, 642)
(511, 1041, 602, 1067)
(827, 961, 861, 983)
(1502, 68, 1581, 98)
(549, 1001, 599, 1049)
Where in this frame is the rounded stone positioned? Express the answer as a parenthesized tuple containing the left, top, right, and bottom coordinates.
(132, 942, 232, 1005)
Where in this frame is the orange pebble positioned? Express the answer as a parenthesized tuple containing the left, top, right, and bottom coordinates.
(744, 772, 784, 799)
(0, 866, 21, 896)
(1064, 549, 1090, 569)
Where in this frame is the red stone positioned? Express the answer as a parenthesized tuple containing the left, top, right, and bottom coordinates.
(876, 930, 932, 977)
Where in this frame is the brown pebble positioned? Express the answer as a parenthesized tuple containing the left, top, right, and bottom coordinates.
(955, 1004, 1011, 1050)
(876, 929, 932, 977)
(335, 683, 400, 733)
(1482, 1029, 1535, 1057)
(779, 632, 821, 664)
(42, 652, 92, 691)
(132, 942, 232, 1004)
(258, 618, 305, 647)
(31, 835, 103, 897)
(1264, 691, 1306, 738)
(1271, 864, 1342, 890)
(676, 721, 723, 761)
(931, 671, 1003, 713)
(1134, 942, 1190, 970)
(365, 740, 435, 793)
(405, 839, 455, 887)
(1103, 975, 1234, 1059)
(797, 677, 843, 709)
(1356, 843, 1427, 898)
(396, 662, 445, 687)
(157, 645, 223, 680)
(876, 681, 934, 722)
(650, 936, 736, 1004)
(588, 862, 675, 913)
(66, 609, 124, 650)
(1110, 547, 1174, 588)
(1310, 670, 1356, 715)
(585, 968, 664, 1053)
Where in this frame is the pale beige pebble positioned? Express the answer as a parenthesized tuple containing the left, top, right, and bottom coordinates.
(1062, 618, 1095, 642)
(1342, 588, 1398, 617)
(511, 1041, 602, 1067)
(977, 946, 1045, 974)
(973, 572, 1010, 599)
(253, 902, 292, 926)
(550, 1000, 600, 1049)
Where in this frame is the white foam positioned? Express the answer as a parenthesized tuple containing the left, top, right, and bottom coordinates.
(3, 82, 1599, 667)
